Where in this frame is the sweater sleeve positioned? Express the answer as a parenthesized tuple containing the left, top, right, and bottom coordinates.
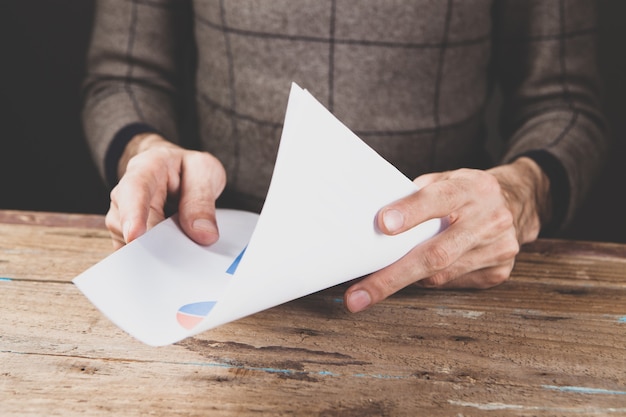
(493, 0, 611, 232)
(82, 0, 191, 187)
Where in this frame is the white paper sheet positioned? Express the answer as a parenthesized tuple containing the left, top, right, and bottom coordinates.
(73, 83, 443, 346)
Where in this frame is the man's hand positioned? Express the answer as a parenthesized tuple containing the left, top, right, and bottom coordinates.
(105, 133, 226, 249)
(344, 157, 551, 312)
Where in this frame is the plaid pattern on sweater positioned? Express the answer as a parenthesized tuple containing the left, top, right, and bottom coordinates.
(82, 0, 609, 228)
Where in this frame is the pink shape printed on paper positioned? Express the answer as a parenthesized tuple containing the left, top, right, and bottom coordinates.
(176, 301, 217, 330)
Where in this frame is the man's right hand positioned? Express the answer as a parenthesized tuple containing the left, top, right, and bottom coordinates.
(105, 133, 227, 250)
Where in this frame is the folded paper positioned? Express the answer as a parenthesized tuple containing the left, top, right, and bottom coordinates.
(73, 83, 443, 346)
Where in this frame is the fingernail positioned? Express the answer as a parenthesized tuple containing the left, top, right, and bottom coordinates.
(347, 290, 371, 312)
(192, 218, 217, 233)
(382, 209, 404, 234)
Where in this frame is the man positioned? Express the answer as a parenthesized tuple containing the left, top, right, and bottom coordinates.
(82, 0, 609, 313)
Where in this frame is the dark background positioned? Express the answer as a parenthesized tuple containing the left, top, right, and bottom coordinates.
(0, 1, 624, 243)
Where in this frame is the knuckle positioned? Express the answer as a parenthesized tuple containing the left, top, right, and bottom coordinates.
(501, 208, 514, 226)
(375, 272, 402, 295)
(486, 267, 511, 287)
(104, 212, 116, 231)
(186, 151, 227, 184)
(474, 172, 503, 199)
(131, 146, 174, 170)
(425, 270, 453, 287)
(423, 244, 453, 272)
(178, 198, 208, 216)
(455, 167, 476, 178)
(500, 238, 520, 261)
(126, 152, 149, 170)
(109, 187, 118, 201)
(104, 213, 123, 242)
(438, 183, 458, 207)
(492, 208, 514, 233)
(481, 171, 501, 190)
(185, 150, 209, 165)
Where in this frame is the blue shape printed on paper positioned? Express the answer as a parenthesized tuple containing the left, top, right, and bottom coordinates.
(226, 246, 247, 275)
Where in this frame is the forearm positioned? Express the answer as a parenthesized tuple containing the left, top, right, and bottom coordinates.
(82, 0, 187, 187)
(494, 0, 610, 231)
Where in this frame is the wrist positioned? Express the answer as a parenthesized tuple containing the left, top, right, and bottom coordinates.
(520, 150, 569, 235)
(489, 157, 552, 244)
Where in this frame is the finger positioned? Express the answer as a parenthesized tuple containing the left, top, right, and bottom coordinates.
(104, 201, 126, 250)
(177, 152, 226, 246)
(145, 203, 167, 232)
(112, 156, 168, 244)
(111, 182, 150, 244)
(110, 232, 127, 251)
(344, 223, 518, 312)
(419, 262, 515, 290)
(344, 227, 470, 312)
(417, 234, 518, 288)
(377, 176, 468, 235)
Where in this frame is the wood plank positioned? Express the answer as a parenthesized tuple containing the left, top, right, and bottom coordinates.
(4, 351, 625, 417)
(519, 239, 626, 286)
(2, 276, 625, 416)
(0, 222, 112, 282)
(0, 210, 106, 229)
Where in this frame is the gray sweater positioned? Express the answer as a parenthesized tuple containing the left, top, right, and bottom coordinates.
(82, 0, 609, 230)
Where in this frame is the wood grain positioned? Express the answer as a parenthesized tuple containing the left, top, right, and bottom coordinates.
(1, 211, 625, 416)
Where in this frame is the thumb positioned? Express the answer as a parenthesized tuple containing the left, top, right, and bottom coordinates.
(177, 152, 226, 245)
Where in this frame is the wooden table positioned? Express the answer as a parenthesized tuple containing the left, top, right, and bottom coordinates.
(1, 210, 625, 416)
